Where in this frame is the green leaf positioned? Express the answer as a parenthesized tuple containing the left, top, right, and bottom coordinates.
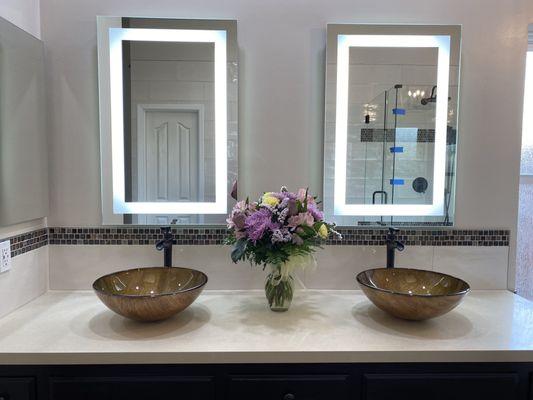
(299, 225, 317, 238)
(231, 238, 248, 263)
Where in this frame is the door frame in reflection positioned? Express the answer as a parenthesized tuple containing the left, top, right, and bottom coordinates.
(135, 103, 206, 225)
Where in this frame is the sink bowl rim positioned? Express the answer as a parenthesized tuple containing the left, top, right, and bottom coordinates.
(356, 267, 470, 298)
(92, 266, 208, 299)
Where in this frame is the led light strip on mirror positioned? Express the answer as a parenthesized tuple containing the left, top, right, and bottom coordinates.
(333, 34, 451, 217)
(108, 27, 228, 215)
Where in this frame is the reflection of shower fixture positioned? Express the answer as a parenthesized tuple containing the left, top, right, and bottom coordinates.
(421, 85, 451, 105)
(412, 177, 428, 194)
(421, 86, 437, 105)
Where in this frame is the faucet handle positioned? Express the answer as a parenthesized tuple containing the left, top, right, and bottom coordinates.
(395, 240, 405, 252)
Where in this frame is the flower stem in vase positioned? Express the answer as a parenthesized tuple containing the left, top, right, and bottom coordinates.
(265, 265, 294, 312)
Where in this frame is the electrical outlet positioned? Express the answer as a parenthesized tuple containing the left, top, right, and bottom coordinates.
(0, 240, 11, 273)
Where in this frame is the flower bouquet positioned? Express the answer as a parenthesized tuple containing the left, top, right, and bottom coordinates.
(226, 187, 340, 311)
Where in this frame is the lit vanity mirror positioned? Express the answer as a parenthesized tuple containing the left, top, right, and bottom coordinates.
(97, 17, 238, 225)
(324, 25, 461, 226)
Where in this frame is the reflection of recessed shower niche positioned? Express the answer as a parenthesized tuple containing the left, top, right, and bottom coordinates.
(323, 24, 461, 227)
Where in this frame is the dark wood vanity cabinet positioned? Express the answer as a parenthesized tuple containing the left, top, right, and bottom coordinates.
(0, 363, 532, 400)
(228, 374, 351, 400)
(0, 377, 35, 400)
(363, 373, 520, 400)
(49, 376, 215, 400)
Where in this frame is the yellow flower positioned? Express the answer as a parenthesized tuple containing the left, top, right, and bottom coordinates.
(262, 193, 280, 207)
(318, 223, 328, 239)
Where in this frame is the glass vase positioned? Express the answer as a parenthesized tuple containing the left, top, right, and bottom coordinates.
(265, 264, 294, 312)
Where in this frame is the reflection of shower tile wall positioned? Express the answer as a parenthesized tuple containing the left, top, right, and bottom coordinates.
(360, 128, 457, 144)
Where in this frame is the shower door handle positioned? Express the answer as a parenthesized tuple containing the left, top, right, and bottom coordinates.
(372, 190, 388, 205)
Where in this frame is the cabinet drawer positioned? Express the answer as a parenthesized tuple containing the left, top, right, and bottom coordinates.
(0, 377, 35, 400)
(363, 373, 519, 400)
(229, 374, 350, 400)
(50, 376, 215, 400)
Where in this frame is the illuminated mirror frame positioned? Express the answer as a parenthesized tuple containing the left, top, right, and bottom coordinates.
(99, 21, 228, 217)
(333, 34, 451, 217)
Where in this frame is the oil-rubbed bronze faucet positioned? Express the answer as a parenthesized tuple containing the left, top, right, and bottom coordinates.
(156, 227, 176, 267)
(386, 227, 404, 268)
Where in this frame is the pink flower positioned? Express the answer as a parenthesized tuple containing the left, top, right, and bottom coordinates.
(288, 212, 314, 228)
(296, 188, 307, 201)
(232, 212, 246, 229)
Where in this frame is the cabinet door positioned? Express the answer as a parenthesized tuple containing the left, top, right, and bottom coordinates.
(229, 375, 350, 400)
(0, 377, 35, 400)
(363, 373, 519, 400)
(49, 376, 215, 400)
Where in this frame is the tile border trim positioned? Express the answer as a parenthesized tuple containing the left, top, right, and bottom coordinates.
(0, 226, 510, 258)
(49, 227, 510, 247)
(0, 228, 48, 258)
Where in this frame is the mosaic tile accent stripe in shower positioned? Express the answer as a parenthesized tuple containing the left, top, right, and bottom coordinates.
(48, 227, 509, 247)
(0, 228, 49, 258)
(360, 128, 457, 145)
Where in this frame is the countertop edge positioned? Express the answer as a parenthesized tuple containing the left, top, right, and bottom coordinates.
(1, 350, 533, 365)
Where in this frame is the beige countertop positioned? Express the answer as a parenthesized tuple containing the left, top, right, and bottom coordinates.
(0, 289, 532, 365)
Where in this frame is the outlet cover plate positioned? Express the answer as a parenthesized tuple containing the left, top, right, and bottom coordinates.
(0, 240, 11, 273)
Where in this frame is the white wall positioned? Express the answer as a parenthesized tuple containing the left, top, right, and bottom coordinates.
(0, 0, 41, 39)
(40, 0, 533, 289)
(0, 0, 48, 317)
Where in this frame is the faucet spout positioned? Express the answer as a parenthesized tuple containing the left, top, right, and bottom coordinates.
(156, 227, 177, 267)
(386, 227, 404, 268)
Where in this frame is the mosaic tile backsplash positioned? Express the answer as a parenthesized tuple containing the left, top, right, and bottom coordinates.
(1, 227, 510, 258)
(4, 228, 48, 258)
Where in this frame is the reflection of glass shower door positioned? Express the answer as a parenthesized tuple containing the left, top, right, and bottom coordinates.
(376, 85, 405, 225)
(358, 87, 397, 224)
(372, 85, 410, 223)
(361, 91, 389, 213)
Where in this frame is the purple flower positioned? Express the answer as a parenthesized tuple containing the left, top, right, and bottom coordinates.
(245, 208, 279, 243)
(277, 207, 289, 224)
(271, 228, 292, 244)
(287, 199, 298, 216)
(307, 202, 324, 221)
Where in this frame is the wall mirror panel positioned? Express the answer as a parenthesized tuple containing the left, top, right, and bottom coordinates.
(323, 24, 461, 227)
(97, 17, 238, 225)
(0, 16, 48, 226)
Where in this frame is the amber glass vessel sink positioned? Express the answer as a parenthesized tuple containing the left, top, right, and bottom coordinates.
(93, 267, 208, 322)
(356, 268, 470, 321)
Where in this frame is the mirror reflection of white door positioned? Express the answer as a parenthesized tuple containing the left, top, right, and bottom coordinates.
(136, 104, 204, 225)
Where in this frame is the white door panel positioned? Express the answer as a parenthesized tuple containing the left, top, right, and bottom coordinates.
(136, 106, 203, 224)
